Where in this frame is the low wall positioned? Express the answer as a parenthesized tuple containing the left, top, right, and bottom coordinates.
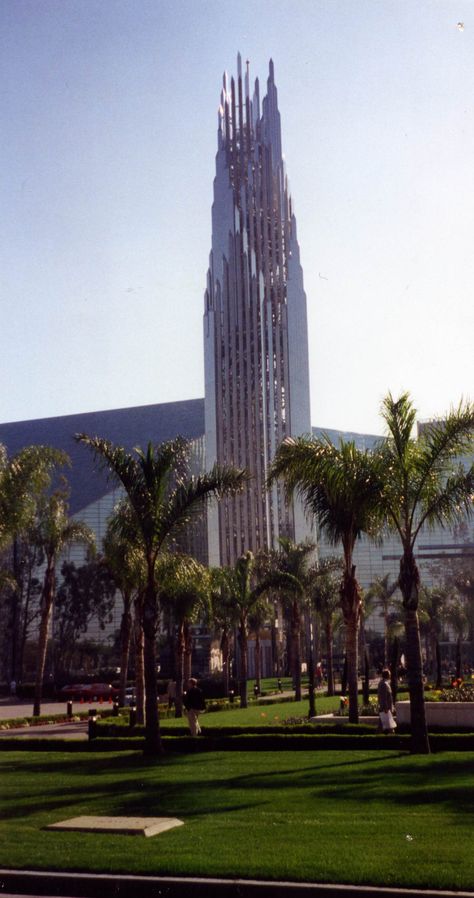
(396, 701, 474, 728)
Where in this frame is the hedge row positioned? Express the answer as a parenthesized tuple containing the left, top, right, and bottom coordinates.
(93, 721, 378, 738)
(3, 731, 474, 752)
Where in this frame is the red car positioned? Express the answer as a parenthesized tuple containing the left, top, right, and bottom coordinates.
(60, 682, 119, 701)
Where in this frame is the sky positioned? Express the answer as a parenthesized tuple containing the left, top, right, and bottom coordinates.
(1, 0, 473, 435)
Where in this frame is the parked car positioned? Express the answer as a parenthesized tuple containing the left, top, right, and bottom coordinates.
(60, 682, 119, 701)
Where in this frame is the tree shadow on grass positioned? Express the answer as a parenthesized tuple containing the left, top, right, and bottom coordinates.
(2, 749, 473, 827)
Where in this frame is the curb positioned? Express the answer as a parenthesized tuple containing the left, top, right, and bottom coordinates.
(1, 870, 474, 898)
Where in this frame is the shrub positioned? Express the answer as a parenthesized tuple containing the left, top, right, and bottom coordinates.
(438, 685, 474, 702)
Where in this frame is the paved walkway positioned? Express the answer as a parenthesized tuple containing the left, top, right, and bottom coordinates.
(1, 870, 474, 898)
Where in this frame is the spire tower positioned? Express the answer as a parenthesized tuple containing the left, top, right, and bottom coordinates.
(204, 57, 312, 566)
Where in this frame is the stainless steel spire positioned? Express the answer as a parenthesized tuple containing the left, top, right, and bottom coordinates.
(204, 57, 312, 566)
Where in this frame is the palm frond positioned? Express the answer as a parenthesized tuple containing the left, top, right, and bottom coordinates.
(157, 465, 247, 548)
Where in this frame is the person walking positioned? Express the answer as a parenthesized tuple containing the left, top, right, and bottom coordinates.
(183, 677, 206, 736)
(377, 668, 396, 733)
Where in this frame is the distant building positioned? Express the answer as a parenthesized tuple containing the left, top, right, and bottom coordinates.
(204, 56, 312, 567)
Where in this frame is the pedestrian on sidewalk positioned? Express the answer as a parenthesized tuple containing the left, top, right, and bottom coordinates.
(377, 668, 396, 733)
(183, 678, 206, 736)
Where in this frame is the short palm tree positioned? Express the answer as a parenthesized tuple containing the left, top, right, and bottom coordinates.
(365, 574, 399, 666)
(76, 434, 246, 754)
(0, 445, 67, 683)
(219, 551, 300, 708)
(103, 503, 146, 708)
(377, 392, 474, 753)
(445, 596, 469, 678)
(248, 596, 272, 694)
(32, 491, 95, 717)
(269, 437, 382, 723)
(418, 585, 452, 687)
(268, 538, 315, 702)
(209, 569, 239, 697)
(157, 552, 210, 716)
(309, 569, 342, 697)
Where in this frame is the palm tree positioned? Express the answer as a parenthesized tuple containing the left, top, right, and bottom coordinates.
(418, 585, 452, 687)
(0, 444, 68, 683)
(219, 552, 260, 709)
(157, 552, 210, 716)
(248, 597, 271, 694)
(0, 444, 67, 551)
(269, 437, 382, 723)
(219, 551, 299, 708)
(209, 569, 239, 697)
(445, 597, 469, 678)
(32, 491, 95, 717)
(377, 392, 474, 753)
(103, 503, 146, 708)
(268, 538, 315, 702)
(309, 570, 342, 696)
(76, 434, 246, 754)
(365, 574, 399, 666)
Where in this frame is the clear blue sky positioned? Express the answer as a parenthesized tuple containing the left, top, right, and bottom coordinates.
(1, 0, 473, 434)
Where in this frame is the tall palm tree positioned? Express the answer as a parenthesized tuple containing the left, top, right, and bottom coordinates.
(377, 392, 474, 753)
(365, 574, 399, 666)
(269, 437, 382, 723)
(76, 434, 246, 754)
(32, 491, 95, 717)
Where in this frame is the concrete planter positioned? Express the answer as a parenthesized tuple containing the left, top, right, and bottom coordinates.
(396, 700, 474, 728)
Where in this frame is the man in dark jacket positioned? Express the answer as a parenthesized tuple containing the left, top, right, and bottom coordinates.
(377, 668, 396, 732)
(183, 677, 206, 736)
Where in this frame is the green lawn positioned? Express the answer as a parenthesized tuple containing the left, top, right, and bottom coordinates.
(1, 748, 473, 890)
(161, 693, 342, 728)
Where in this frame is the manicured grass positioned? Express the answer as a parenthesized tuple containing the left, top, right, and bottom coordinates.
(1, 748, 474, 890)
(161, 694, 342, 729)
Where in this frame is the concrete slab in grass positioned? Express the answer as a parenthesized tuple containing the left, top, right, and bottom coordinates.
(46, 815, 184, 837)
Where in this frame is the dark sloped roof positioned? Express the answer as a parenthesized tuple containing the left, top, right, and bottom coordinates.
(0, 399, 205, 514)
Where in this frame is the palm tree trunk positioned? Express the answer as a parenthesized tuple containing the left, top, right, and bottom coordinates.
(400, 550, 430, 754)
(134, 596, 145, 724)
(341, 566, 361, 724)
(435, 640, 442, 689)
(239, 620, 248, 709)
(384, 608, 390, 667)
(33, 558, 55, 718)
(118, 593, 133, 707)
(221, 628, 230, 696)
(405, 608, 430, 754)
(325, 620, 335, 696)
(345, 618, 359, 723)
(184, 623, 193, 683)
(304, 608, 316, 717)
(175, 621, 185, 718)
(363, 648, 370, 705)
(254, 629, 262, 692)
(292, 601, 302, 702)
(456, 638, 462, 679)
(142, 577, 162, 755)
(390, 636, 399, 704)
